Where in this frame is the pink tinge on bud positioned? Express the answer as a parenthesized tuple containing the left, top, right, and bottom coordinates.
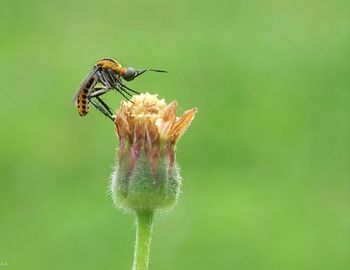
(115, 93, 197, 176)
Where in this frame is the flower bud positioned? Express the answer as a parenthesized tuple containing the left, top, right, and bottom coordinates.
(111, 93, 196, 211)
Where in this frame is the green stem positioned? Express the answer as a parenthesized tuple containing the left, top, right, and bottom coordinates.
(132, 210, 154, 270)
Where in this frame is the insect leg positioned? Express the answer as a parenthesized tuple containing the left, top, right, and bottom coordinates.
(96, 71, 112, 88)
(115, 87, 132, 101)
(89, 87, 110, 98)
(107, 69, 118, 84)
(88, 97, 114, 121)
(101, 69, 116, 88)
(95, 96, 113, 115)
(92, 76, 132, 102)
(88, 86, 115, 121)
(112, 76, 139, 97)
(118, 81, 140, 94)
(101, 76, 131, 100)
(106, 70, 133, 97)
(121, 84, 140, 95)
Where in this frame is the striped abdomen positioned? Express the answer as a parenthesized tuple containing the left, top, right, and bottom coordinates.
(76, 77, 95, 116)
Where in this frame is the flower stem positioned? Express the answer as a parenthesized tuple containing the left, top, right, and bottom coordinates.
(132, 210, 154, 270)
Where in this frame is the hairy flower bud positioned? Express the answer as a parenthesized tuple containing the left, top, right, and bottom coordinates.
(111, 93, 196, 211)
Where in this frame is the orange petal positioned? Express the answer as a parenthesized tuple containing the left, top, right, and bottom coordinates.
(170, 108, 197, 143)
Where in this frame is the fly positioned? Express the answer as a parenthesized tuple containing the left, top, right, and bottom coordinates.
(72, 58, 166, 121)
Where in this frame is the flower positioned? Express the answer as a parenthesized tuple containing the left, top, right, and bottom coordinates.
(111, 93, 197, 211)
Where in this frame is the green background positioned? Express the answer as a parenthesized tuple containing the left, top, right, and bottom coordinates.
(0, 0, 349, 269)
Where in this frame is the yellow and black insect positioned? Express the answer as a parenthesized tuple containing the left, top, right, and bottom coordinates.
(72, 58, 166, 121)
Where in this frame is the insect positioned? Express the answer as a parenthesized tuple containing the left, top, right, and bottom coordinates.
(72, 58, 166, 121)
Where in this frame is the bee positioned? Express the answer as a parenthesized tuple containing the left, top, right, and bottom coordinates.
(72, 58, 166, 121)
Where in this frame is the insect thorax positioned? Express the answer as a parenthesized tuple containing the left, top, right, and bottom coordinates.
(95, 58, 123, 73)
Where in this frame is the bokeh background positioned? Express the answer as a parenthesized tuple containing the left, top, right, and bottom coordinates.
(0, 0, 349, 269)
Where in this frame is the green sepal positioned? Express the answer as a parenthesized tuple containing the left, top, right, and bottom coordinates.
(112, 149, 181, 211)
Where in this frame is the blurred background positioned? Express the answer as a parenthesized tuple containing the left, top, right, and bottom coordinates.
(0, 0, 349, 269)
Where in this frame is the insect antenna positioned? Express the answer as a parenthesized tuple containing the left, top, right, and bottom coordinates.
(134, 68, 167, 79)
(148, 69, 167, 73)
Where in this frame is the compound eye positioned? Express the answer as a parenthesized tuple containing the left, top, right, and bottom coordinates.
(123, 67, 136, 81)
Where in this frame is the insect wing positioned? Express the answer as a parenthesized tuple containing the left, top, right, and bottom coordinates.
(72, 67, 99, 103)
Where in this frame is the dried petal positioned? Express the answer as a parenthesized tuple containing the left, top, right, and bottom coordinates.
(170, 108, 197, 143)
